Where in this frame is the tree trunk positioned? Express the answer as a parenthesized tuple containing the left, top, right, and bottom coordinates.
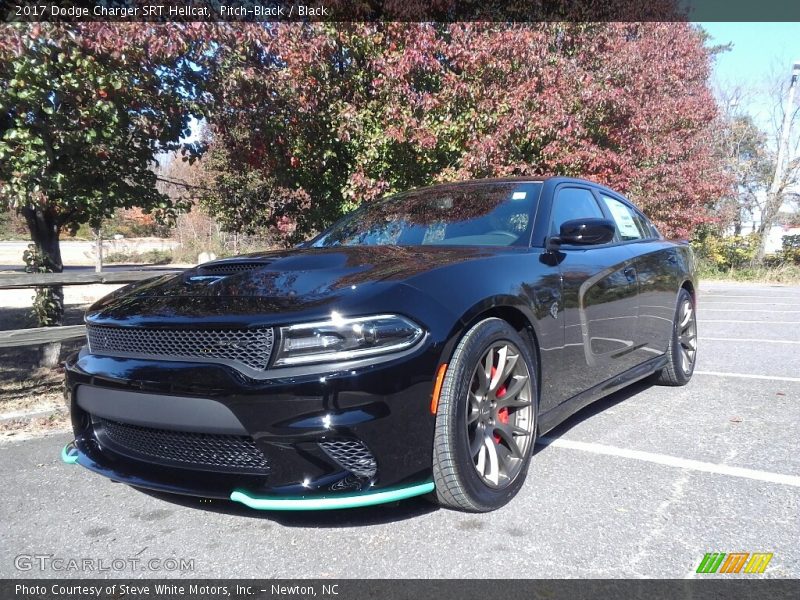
(21, 206, 65, 368)
(733, 212, 742, 236)
(22, 206, 64, 273)
(756, 67, 798, 263)
(755, 192, 784, 262)
(38, 342, 62, 369)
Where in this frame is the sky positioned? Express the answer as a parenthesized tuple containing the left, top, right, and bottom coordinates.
(699, 22, 800, 131)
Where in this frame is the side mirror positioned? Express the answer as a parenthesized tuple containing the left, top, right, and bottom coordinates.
(548, 218, 616, 249)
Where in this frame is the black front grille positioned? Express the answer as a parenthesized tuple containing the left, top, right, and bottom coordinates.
(86, 325, 275, 372)
(95, 418, 270, 474)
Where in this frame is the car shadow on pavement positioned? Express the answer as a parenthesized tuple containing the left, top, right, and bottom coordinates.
(135, 488, 439, 527)
(533, 378, 654, 454)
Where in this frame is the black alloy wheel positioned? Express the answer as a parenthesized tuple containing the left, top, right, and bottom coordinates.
(432, 318, 538, 511)
(654, 288, 697, 386)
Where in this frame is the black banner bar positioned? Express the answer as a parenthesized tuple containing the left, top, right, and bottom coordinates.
(2, 580, 800, 600)
(2, 0, 800, 23)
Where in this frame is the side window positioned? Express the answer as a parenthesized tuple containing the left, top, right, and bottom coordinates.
(550, 187, 604, 234)
(633, 211, 657, 239)
(600, 195, 647, 241)
(634, 210, 660, 239)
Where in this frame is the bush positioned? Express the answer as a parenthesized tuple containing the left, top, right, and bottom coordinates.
(782, 234, 800, 265)
(64, 209, 173, 241)
(105, 249, 173, 265)
(0, 209, 29, 240)
(142, 249, 173, 264)
(170, 203, 275, 264)
(107, 208, 172, 238)
(692, 232, 759, 270)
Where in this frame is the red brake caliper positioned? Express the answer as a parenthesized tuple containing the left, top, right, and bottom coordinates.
(491, 366, 509, 444)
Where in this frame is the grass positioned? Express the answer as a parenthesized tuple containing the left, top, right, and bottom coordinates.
(697, 259, 800, 284)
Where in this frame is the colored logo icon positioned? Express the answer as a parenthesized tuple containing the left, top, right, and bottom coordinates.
(696, 552, 773, 574)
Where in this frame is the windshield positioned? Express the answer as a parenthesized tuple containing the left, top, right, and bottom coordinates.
(312, 182, 542, 248)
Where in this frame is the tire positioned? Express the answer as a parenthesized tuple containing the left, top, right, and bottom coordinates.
(653, 288, 697, 386)
(432, 318, 538, 512)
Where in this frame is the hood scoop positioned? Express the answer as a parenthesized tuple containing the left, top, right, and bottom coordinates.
(195, 260, 271, 276)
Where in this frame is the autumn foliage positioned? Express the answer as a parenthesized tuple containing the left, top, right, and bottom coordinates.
(2, 21, 728, 258)
(205, 22, 727, 241)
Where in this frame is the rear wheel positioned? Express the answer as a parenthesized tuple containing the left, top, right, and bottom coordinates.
(653, 288, 697, 386)
(432, 318, 538, 512)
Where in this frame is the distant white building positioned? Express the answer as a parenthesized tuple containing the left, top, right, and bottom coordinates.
(735, 217, 799, 254)
(733, 189, 799, 254)
(765, 223, 800, 253)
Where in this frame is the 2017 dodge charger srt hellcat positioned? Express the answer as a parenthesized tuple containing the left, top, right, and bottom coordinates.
(63, 177, 697, 512)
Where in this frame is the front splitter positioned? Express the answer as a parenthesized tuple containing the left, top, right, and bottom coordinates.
(62, 443, 434, 511)
(229, 482, 435, 511)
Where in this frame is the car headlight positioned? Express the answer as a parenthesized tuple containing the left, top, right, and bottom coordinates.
(273, 313, 424, 366)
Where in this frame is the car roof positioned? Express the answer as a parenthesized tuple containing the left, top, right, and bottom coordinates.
(408, 176, 621, 196)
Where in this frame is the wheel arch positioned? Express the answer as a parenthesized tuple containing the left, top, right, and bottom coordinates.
(431, 302, 543, 510)
(680, 279, 695, 302)
(441, 300, 542, 410)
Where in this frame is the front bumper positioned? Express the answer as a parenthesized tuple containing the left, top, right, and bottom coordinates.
(63, 338, 445, 509)
(61, 442, 434, 510)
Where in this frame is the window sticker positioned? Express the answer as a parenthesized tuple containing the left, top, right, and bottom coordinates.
(604, 199, 640, 238)
(512, 191, 527, 200)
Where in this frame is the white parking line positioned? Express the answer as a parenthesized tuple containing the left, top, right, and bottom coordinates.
(539, 438, 800, 488)
(702, 337, 800, 344)
(694, 370, 800, 382)
(700, 308, 800, 313)
(701, 295, 800, 300)
(698, 319, 800, 324)
(700, 301, 800, 306)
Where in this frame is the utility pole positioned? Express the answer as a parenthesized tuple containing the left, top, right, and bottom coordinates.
(93, 226, 104, 273)
(756, 61, 800, 262)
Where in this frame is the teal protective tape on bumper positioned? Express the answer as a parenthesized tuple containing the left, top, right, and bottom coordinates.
(230, 481, 435, 511)
(61, 444, 79, 465)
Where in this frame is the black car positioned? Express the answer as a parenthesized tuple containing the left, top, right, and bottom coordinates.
(63, 177, 697, 512)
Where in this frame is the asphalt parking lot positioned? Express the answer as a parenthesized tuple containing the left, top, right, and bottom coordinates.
(1, 281, 798, 579)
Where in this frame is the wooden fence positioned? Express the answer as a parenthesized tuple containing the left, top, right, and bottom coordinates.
(0, 269, 182, 348)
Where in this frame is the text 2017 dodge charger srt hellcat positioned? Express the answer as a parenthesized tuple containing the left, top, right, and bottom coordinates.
(63, 177, 697, 512)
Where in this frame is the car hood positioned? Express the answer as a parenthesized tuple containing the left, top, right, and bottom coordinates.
(86, 246, 502, 327)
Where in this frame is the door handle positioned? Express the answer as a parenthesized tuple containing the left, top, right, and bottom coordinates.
(623, 266, 637, 282)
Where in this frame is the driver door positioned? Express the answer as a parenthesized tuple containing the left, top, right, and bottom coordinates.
(548, 185, 640, 407)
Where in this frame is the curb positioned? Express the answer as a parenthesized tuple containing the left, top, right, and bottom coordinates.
(0, 408, 67, 425)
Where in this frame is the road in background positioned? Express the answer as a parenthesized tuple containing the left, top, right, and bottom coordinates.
(0, 239, 178, 270)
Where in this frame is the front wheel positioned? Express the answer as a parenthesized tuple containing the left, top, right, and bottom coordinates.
(653, 288, 697, 386)
(432, 318, 538, 512)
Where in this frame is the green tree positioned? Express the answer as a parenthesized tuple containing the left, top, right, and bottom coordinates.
(0, 23, 210, 330)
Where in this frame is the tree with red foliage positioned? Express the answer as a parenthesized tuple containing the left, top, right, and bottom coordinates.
(204, 22, 728, 243)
